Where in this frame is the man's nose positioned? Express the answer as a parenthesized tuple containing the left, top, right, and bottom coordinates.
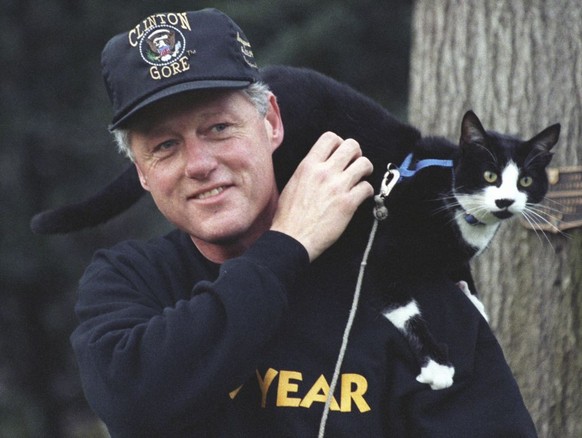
(183, 139, 218, 179)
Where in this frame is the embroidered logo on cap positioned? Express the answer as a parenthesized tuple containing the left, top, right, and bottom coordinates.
(140, 26, 186, 66)
(236, 32, 257, 69)
(107, 9, 262, 127)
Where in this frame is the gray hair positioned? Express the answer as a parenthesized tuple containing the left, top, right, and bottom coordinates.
(113, 81, 272, 160)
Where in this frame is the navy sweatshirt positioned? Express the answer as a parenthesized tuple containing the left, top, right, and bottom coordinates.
(71, 229, 537, 437)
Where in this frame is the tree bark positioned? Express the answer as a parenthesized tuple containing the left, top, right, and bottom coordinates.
(408, 1, 582, 437)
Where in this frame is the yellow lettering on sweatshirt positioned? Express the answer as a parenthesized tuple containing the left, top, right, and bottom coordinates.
(341, 373, 371, 413)
(256, 368, 278, 408)
(277, 370, 303, 407)
(249, 368, 371, 413)
(299, 374, 340, 410)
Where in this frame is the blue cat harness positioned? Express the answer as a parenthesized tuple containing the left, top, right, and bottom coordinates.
(397, 153, 453, 180)
(395, 153, 484, 226)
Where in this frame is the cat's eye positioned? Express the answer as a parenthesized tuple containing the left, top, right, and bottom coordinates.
(483, 171, 498, 184)
(520, 176, 533, 187)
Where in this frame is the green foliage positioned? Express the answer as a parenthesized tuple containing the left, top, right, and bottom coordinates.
(1, 0, 411, 435)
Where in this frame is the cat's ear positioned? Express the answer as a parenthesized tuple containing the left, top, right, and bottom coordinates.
(528, 123, 561, 153)
(460, 110, 487, 147)
(521, 123, 560, 168)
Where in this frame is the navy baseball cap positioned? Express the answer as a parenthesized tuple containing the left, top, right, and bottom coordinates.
(102, 8, 262, 130)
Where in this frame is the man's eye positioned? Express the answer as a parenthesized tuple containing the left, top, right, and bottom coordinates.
(212, 123, 229, 133)
(154, 140, 177, 153)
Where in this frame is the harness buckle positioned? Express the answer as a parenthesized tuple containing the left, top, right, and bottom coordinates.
(374, 164, 400, 221)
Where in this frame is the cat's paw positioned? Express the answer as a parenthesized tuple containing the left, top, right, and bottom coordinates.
(456, 281, 489, 322)
(416, 359, 455, 390)
(456, 280, 471, 296)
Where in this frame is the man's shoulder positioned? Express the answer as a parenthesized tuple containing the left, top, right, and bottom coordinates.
(80, 229, 216, 299)
(106, 228, 192, 257)
(88, 229, 203, 276)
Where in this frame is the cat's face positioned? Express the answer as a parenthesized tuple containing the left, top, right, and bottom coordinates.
(452, 111, 560, 226)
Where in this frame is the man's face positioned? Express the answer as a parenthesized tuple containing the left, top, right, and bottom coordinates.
(129, 89, 284, 260)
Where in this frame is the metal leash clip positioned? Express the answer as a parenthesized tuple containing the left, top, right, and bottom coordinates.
(373, 163, 400, 221)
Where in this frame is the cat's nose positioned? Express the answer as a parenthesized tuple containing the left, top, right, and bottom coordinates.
(495, 198, 514, 209)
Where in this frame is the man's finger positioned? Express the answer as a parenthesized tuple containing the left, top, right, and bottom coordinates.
(327, 138, 364, 171)
(345, 156, 374, 188)
(304, 131, 344, 162)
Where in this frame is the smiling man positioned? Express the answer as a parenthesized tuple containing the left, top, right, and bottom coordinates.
(72, 8, 377, 436)
(127, 89, 285, 262)
(70, 8, 537, 438)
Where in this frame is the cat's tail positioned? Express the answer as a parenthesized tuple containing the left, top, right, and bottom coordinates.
(30, 165, 145, 234)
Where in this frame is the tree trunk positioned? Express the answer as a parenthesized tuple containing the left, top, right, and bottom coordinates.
(408, 1, 582, 437)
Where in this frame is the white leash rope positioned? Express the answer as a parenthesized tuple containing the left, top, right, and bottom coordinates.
(318, 164, 399, 438)
(317, 217, 379, 437)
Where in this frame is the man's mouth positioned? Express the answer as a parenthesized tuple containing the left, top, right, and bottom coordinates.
(195, 186, 226, 200)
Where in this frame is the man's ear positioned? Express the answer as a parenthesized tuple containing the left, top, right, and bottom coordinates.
(264, 93, 284, 151)
(134, 163, 151, 192)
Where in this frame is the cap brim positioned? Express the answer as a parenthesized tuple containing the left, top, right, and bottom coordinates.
(109, 79, 253, 131)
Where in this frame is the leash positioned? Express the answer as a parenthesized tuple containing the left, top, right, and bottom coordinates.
(319, 152, 457, 436)
(318, 164, 400, 438)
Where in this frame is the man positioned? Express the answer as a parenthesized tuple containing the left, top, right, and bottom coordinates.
(71, 8, 537, 437)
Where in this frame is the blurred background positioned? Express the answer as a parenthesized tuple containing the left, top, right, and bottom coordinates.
(1, 0, 413, 436)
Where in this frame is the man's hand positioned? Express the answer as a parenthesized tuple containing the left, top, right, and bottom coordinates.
(271, 132, 374, 261)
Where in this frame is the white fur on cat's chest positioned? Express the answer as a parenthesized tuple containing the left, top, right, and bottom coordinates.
(455, 215, 500, 254)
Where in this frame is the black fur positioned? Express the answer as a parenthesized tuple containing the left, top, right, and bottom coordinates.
(30, 163, 143, 234)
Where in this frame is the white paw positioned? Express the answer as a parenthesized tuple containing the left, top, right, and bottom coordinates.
(456, 280, 471, 296)
(416, 359, 455, 390)
(456, 281, 489, 323)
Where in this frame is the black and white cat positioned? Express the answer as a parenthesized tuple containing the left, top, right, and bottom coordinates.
(31, 65, 560, 390)
(370, 109, 560, 389)
(264, 67, 558, 389)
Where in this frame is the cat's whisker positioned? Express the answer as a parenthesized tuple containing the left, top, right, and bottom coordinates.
(439, 193, 459, 201)
(434, 193, 462, 219)
(446, 210, 465, 226)
(538, 196, 569, 212)
(520, 210, 555, 248)
(523, 205, 570, 239)
(462, 204, 490, 219)
(448, 204, 490, 227)
(434, 201, 458, 215)
(526, 203, 562, 220)
(521, 210, 565, 253)
(534, 196, 566, 213)
(524, 206, 570, 239)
